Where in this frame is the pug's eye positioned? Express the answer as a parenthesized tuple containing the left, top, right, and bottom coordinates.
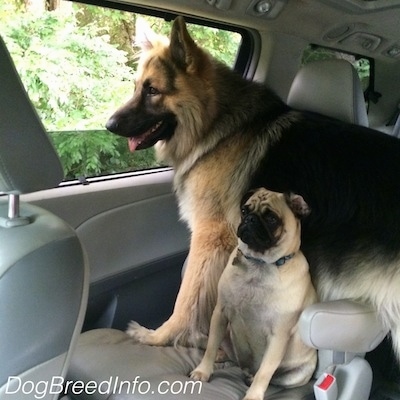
(241, 205, 249, 216)
(265, 212, 279, 226)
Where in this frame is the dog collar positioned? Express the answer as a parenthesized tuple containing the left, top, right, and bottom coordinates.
(243, 252, 295, 267)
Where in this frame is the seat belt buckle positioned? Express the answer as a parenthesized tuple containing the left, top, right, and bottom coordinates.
(314, 372, 338, 400)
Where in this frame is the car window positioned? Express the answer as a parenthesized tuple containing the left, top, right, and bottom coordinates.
(1, 0, 242, 181)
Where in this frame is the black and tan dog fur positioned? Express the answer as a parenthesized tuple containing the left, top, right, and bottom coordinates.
(106, 17, 400, 360)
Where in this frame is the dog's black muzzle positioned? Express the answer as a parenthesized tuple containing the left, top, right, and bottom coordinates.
(237, 213, 278, 253)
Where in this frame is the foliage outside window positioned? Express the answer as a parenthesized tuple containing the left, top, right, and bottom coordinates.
(1, 0, 242, 180)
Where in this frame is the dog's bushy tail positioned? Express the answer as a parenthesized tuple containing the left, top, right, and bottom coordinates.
(389, 326, 400, 366)
(379, 300, 400, 365)
(370, 270, 400, 364)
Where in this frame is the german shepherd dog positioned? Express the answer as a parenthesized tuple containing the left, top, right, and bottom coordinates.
(106, 17, 400, 359)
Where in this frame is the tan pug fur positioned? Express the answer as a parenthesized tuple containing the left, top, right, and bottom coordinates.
(190, 189, 317, 400)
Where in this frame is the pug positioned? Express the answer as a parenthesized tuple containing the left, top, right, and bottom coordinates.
(190, 188, 317, 400)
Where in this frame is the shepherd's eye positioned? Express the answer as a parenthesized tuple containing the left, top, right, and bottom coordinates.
(147, 86, 160, 96)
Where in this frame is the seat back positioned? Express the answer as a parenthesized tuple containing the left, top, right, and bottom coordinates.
(287, 59, 369, 126)
(0, 36, 89, 399)
(288, 60, 385, 400)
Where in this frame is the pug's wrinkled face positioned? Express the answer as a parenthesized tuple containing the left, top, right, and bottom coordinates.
(237, 188, 310, 262)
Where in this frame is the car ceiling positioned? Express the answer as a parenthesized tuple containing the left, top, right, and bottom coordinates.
(102, 0, 400, 62)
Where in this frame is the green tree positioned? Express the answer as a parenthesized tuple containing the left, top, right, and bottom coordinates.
(1, 7, 133, 130)
(1, 1, 140, 178)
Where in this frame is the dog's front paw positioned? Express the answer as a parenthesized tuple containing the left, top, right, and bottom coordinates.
(242, 391, 264, 400)
(242, 385, 264, 400)
(190, 368, 211, 382)
(242, 396, 263, 400)
(126, 321, 155, 343)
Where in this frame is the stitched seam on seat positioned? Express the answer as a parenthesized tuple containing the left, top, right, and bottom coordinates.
(0, 152, 16, 192)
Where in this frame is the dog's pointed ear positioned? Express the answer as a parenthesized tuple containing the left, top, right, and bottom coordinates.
(285, 193, 311, 219)
(135, 18, 168, 51)
(170, 16, 202, 72)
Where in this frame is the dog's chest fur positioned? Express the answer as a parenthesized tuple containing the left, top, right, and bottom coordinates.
(174, 133, 271, 231)
(219, 256, 277, 362)
(219, 254, 281, 326)
(218, 248, 314, 373)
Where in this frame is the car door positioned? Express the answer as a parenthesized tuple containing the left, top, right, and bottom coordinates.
(22, 168, 190, 332)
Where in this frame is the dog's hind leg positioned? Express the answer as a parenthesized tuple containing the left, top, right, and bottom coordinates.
(126, 220, 236, 347)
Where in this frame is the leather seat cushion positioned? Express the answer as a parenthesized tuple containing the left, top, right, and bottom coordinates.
(67, 329, 314, 399)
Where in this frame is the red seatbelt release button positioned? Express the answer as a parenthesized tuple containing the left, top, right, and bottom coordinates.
(314, 373, 338, 400)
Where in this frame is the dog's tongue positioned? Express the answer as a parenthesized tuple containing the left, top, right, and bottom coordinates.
(128, 121, 163, 152)
(128, 137, 142, 153)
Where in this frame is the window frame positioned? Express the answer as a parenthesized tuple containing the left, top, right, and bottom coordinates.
(7, 0, 257, 186)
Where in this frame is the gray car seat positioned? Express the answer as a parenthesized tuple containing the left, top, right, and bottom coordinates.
(287, 58, 369, 127)
(0, 36, 89, 399)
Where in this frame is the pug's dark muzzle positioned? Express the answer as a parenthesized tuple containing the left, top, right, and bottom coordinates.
(237, 212, 278, 253)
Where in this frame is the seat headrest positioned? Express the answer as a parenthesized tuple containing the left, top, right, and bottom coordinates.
(0, 36, 63, 195)
(287, 59, 369, 127)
